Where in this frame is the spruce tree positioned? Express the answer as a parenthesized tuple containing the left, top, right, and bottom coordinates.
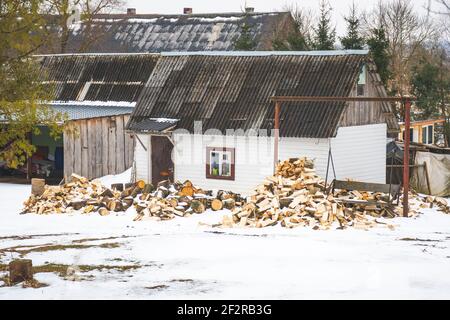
(366, 26, 391, 88)
(312, 0, 336, 50)
(234, 14, 257, 50)
(340, 3, 365, 50)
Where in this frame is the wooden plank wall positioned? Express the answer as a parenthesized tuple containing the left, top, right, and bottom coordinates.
(63, 115, 135, 180)
(338, 71, 386, 128)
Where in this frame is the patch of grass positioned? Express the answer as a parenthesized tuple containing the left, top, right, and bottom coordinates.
(146, 284, 168, 290)
(398, 237, 441, 242)
(72, 235, 137, 243)
(33, 263, 142, 277)
(0, 242, 122, 257)
(0, 233, 80, 241)
(170, 279, 194, 283)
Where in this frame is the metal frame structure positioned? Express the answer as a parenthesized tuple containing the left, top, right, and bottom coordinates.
(270, 95, 413, 217)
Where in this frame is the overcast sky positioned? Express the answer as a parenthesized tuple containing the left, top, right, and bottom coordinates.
(126, 0, 431, 35)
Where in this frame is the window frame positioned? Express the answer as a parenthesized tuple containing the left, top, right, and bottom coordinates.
(205, 147, 235, 181)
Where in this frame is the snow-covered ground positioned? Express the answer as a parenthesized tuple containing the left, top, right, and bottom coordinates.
(0, 175, 450, 299)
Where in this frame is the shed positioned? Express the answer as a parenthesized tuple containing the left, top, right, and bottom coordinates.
(32, 53, 159, 181)
(127, 51, 400, 194)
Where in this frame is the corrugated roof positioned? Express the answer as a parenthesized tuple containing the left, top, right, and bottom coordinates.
(42, 12, 292, 53)
(37, 54, 159, 102)
(51, 104, 133, 120)
(127, 52, 369, 138)
(130, 118, 179, 133)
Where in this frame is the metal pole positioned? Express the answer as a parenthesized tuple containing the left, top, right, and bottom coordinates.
(274, 101, 280, 173)
(403, 98, 411, 217)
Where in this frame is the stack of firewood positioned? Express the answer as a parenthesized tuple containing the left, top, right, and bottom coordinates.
(21, 173, 244, 219)
(133, 180, 244, 221)
(413, 195, 450, 214)
(21, 158, 449, 230)
(217, 158, 399, 230)
(22, 174, 148, 216)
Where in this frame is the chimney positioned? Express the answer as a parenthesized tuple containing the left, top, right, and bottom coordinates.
(127, 8, 136, 15)
(245, 7, 255, 13)
(183, 7, 193, 15)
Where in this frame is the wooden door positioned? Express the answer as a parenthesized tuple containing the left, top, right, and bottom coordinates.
(151, 136, 174, 185)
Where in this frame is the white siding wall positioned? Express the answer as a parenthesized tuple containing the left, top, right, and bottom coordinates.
(173, 134, 275, 195)
(330, 123, 386, 183)
(133, 123, 386, 194)
(134, 134, 150, 182)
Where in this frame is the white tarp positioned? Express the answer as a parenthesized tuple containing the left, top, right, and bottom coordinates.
(411, 151, 450, 196)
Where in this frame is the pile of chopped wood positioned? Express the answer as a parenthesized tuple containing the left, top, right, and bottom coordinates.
(217, 158, 450, 230)
(133, 181, 244, 221)
(412, 195, 450, 214)
(219, 158, 377, 230)
(21, 173, 244, 220)
(22, 174, 145, 215)
(21, 158, 449, 231)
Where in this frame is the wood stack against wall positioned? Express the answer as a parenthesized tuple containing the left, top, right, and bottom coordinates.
(64, 115, 135, 180)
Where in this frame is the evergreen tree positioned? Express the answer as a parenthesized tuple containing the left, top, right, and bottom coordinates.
(234, 14, 257, 50)
(340, 3, 365, 49)
(312, 0, 336, 50)
(367, 26, 391, 88)
(272, 29, 310, 51)
(0, 0, 66, 168)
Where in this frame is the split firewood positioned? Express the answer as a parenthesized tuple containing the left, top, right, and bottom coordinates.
(98, 208, 110, 216)
(211, 199, 223, 211)
(142, 183, 154, 194)
(179, 180, 195, 197)
(190, 200, 206, 214)
(223, 198, 235, 210)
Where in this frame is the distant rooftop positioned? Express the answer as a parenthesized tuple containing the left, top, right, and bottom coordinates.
(40, 11, 295, 54)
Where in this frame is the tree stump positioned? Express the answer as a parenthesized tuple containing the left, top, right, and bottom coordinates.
(9, 259, 33, 284)
(31, 178, 45, 196)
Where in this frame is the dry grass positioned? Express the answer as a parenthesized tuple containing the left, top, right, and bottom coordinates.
(0, 262, 145, 287)
(0, 242, 122, 257)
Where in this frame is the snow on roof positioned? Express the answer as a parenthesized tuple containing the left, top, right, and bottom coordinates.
(49, 101, 136, 108)
(161, 50, 370, 57)
(40, 11, 292, 54)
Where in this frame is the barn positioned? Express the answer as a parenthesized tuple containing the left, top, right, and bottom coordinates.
(28, 53, 159, 181)
(127, 51, 400, 194)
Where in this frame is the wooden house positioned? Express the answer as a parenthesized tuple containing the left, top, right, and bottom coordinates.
(127, 51, 400, 194)
(398, 118, 446, 146)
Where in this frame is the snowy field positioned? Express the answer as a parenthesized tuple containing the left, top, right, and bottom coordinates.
(0, 172, 450, 299)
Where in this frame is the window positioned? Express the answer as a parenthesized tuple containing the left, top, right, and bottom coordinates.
(422, 125, 434, 144)
(357, 64, 366, 96)
(206, 147, 235, 180)
(357, 84, 365, 96)
(428, 125, 433, 144)
(403, 128, 414, 142)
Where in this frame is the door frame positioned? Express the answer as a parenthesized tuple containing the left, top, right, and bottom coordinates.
(149, 134, 174, 185)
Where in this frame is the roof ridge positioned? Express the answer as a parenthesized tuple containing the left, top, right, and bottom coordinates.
(33, 52, 160, 58)
(161, 50, 370, 57)
(89, 11, 289, 18)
